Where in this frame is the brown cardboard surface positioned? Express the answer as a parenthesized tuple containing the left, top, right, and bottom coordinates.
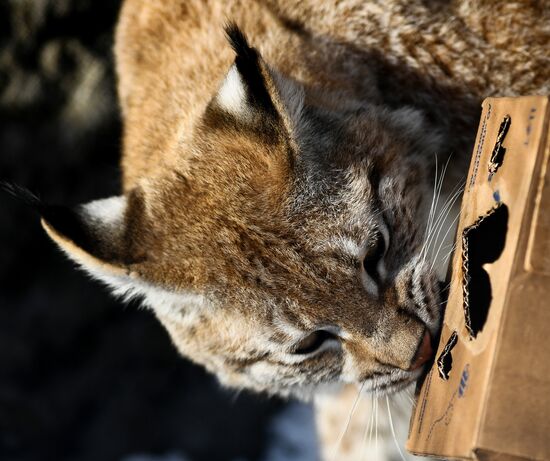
(475, 450, 535, 461)
(526, 119, 550, 275)
(407, 96, 550, 461)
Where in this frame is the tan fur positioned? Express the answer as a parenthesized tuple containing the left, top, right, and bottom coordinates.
(41, 0, 549, 458)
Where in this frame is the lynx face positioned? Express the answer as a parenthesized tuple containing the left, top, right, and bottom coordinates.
(41, 27, 443, 399)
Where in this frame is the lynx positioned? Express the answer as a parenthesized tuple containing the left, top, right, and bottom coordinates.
(16, 0, 549, 459)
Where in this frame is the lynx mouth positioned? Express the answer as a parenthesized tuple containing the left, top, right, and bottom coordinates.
(367, 329, 435, 395)
(369, 371, 423, 396)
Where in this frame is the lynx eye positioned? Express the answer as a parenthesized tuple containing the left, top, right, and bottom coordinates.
(363, 230, 386, 282)
(292, 330, 338, 355)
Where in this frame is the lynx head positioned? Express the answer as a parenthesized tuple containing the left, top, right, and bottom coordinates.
(41, 26, 443, 398)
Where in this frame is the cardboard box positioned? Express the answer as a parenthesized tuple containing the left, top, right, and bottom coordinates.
(407, 96, 550, 461)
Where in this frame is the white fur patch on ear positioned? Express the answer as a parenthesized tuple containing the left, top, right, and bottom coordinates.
(42, 195, 208, 319)
(216, 64, 249, 118)
(80, 195, 127, 233)
(42, 195, 129, 289)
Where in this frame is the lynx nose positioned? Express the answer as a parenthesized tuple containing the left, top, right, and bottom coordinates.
(409, 331, 433, 371)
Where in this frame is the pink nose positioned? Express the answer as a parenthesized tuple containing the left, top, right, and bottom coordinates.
(410, 331, 433, 371)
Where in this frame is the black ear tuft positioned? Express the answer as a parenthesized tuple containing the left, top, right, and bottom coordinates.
(223, 23, 276, 115)
(0, 181, 42, 211)
(225, 23, 255, 63)
(1, 181, 100, 255)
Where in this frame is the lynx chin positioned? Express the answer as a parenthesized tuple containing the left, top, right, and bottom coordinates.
(25, 0, 549, 459)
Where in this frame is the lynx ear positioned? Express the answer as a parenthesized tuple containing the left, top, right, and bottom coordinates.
(42, 196, 129, 270)
(0, 183, 134, 277)
(40, 193, 208, 314)
(209, 24, 304, 136)
(40, 194, 150, 297)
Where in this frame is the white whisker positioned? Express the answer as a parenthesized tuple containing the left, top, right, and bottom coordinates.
(429, 164, 463, 243)
(439, 242, 458, 268)
(423, 182, 464, 262)
(402, 388, 416, 407)
(430, 205, 462, 271)
(422, 167, 450, 263)
(424, 154, 439, 245)
(368, 393, 376, 451)
(361, 393, 375, 460)
(330, 381, 366, 461)
(387, 395, 408, 461)
(375, 393, 379, 453)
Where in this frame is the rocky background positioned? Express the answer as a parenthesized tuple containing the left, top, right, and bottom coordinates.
(0, 2, 317, 461)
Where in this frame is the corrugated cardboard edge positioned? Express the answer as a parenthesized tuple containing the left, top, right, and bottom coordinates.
(469, 101, 493, 191)
(461, 203, 505, 339)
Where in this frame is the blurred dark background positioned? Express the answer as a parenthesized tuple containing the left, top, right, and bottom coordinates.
(0, 2, 317, 460)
